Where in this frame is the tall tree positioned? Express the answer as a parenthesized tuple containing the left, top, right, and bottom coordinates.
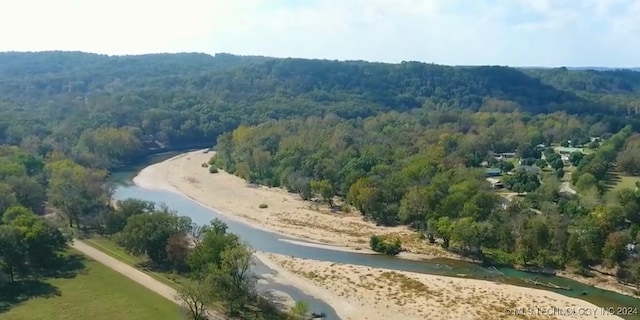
(119, 209, 193, 264)
(0, 225, 27, 282)
(178, 280, 214, 320)
(46, 159, 110, 228)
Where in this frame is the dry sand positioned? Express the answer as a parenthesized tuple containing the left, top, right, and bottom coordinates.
(133, 150, 452, 260)
(256, 252, 624, 320)
(131, 150, 634, 319)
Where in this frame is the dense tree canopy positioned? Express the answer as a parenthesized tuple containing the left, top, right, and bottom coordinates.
(1, 52, 640, 169)
(1, 51, 640, 297)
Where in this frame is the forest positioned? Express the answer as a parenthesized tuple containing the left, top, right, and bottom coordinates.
(1, 52, 640, 169)
(0, 143, 296, 319)
(1, 51, 640, 308)
(213, 109, 640, 280)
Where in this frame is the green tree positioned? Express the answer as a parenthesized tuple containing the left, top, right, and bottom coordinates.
(209, 244, 257, 317)
(188, 219, 239, 276)
(398, 186, 434, 227)
(310, 179, 335, 206)
(2, 205, 32, 224)
(0, 183, 18, 216)
(429, 216, 453, 248)
(498, 161, 515, 173)
(574, 173, 598, 191)
(550, 158, 564, 171)
(178, 280, 214, 320)
(451, 217, 491, 253)
(617, 188, 640, 223)
(502, 169, 540, 194)
(46, 159, 110, 228)
(0, 225, 27, 282)
(8, 208, 68, 269)
(74, 127, 142, 168)
(119, 209, 193, 264)
(569, 151, 584, 166)
(105, 198, 155, 234)
(291, 301, 310, 320)
(347, 178, 380, 215)
(534, 159, 547, 168)
(566, 232, 587, 266)
(616, 148, 640, 176)
(603, 231, 631, 267)
(5, 176, 46, 215)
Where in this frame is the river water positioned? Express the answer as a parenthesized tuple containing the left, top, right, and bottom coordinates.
(110, 152, 640, 320)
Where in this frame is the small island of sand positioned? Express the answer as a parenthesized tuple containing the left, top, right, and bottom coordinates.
(254, 252, 623, 320)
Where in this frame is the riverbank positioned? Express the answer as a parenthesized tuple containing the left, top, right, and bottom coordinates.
(558, 269, 638, 299)
(255, 252, 623, 320)
(132, 149, 454, 261)
(130, 149, 639, 299)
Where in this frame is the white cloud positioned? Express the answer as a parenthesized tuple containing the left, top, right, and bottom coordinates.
(0, 0, 638, 66)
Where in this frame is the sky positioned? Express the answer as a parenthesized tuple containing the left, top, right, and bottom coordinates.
(1, 0, 639, 67)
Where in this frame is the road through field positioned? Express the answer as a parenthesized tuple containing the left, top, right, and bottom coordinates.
(71, 240, 222, 320)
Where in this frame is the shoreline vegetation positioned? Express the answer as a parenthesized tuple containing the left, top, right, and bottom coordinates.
(131, 149, 632, 320)
(133, 151, 460, 261)
(3, 52, 640, 320)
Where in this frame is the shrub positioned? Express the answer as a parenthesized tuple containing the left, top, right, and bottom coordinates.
(208, 156, 216, 165)
(209, 165, 219, 174)
(201, 162, 209, 168)
(258, 203, 268, 209)
(369, 235, 402, 255)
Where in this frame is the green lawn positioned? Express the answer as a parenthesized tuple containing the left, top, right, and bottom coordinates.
(603, 169, 639, 202)
(1, 251, 182, 320)
(82, 237, 237, 317)
(82, 237, 281, 319)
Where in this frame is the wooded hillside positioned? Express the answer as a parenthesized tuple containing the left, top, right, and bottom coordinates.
(2, 51, 640, 296)
(1, 52, 639, 168)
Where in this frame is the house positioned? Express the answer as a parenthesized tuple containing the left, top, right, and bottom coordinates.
(486, 177, 504, 189)
(491, 152, 517, 161)
(511, 165, 540, 175)
(626, 243, 638, 257)
(555, 147, 584, 155)
(485, 168, 502, 177)
(555, 147, 584, 161)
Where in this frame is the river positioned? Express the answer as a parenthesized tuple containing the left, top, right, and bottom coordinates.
(110, 152, 640, 320)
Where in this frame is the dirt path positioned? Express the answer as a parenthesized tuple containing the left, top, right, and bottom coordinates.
(71, 240, 222, 320)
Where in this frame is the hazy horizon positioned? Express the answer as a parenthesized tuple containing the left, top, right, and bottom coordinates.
(3, 50, 639, 70)
(1, 0, 639, 68)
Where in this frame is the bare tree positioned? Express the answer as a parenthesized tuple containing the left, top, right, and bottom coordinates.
(177, 280, 214, 320)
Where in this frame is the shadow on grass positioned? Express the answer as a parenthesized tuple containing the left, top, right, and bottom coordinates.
(136, 260, 179, 273)
(36, 253, 88, 279)
(0, 280, 61, 314)
(602, 170, 622, 191)
(0, 253, 87, 315)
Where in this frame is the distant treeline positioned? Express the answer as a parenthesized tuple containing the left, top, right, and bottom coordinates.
(1, 52, 640, 169)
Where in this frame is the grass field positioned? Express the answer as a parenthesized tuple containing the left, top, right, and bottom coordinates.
(0, 251, 182, 320)
(603, 169, 639, 202)
(83, 236, 286, 319)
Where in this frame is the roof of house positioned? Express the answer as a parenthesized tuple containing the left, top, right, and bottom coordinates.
(556, 147, 584, 154)
(514, 165, 540, 175)
(485, 168, 502, 174)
